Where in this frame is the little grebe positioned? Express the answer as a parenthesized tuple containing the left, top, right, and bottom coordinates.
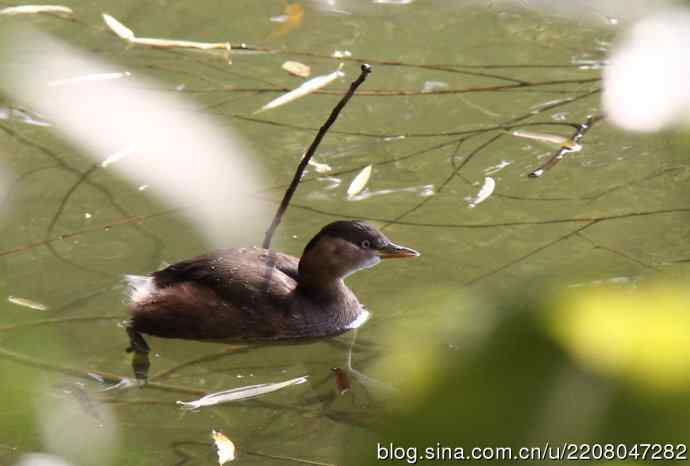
(126, 220, 419, 341)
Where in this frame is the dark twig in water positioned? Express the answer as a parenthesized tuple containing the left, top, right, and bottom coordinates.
(262, 64, 372, 249)
(528, 114, 606, 177)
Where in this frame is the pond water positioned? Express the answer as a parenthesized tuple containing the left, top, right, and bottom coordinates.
(1, 1, 689, 466)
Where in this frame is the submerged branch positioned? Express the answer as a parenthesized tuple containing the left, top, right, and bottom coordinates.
(0, 346, 207, 395)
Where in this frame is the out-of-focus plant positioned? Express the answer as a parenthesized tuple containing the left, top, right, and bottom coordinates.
(604, 8, 690, 132)
(1, 28, 267, 247)
(346, 282, 690, 465)
(548, 283, 690, 392)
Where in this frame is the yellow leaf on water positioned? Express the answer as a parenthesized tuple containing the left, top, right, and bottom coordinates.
(269, 3, 304, 38)
(347, 164, 372, 198)
(211, 430, 236, 464)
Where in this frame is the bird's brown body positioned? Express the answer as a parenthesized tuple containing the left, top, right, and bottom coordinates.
(127, 221, 418, 341)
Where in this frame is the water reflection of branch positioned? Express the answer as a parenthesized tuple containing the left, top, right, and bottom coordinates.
(322, 206, 690, 229)
(149, 345, 249, 382)
(0, 315, 121, 331)
(582, 167, 684, 202)
(236, 114, 581, 140)
(373, 89, 601, 229)
(463, 221, 599, 286)
(250, 46, 588, 71)
(382, 133, 504, 230)
(2, 205, 689, 259)
(576, 232, 661, 271)
(0, 123, 165, 273)
(182, 77, 601, 96)
(0, 345, 206, 395)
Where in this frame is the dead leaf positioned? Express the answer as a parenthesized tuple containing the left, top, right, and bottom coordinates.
(0, 5, 72, 16)
(211, 430, 236, 464)
(282, 61, 311, 78)
(257, 66, 345, 112)
(347, 164, 372, 198)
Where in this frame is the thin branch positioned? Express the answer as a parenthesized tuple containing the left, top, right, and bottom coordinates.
(262, 64, 372, 249)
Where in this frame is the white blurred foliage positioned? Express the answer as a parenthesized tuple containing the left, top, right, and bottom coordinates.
(491, 0, 675, 22)
(604, 8, 690, 132)
(14, 453, 75, 466)
(35, 388, 119, 466)
(1, 29, 267, 246)
(0, 158, 11, 218)
(312, 0, 675, 21)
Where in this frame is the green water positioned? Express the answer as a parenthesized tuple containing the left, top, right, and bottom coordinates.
(1, 2, 689, 465)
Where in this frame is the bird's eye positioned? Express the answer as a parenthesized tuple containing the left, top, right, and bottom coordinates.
(361, 240, 371, 249)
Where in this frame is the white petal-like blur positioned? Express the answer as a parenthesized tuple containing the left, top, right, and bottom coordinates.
(14, 453, 76, 466)
(1, 29, 266, 246)
(35, 387, 119, 466)
(604, 9, 690, 132)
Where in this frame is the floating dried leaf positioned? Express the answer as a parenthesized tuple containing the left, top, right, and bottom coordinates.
(257, 66, 345, 113)
(332, 50, 352, 58)
(308, 159, 331, 173)
(102, 13, 135, 41)
(331, 368, 351, 395)
(0, 5, 72, 16)
(102, 13, 231, 63)
(8, 295, 48, 311)
(511, 129, 569, 146)
(211, 430, 236, 465)
(130, 37, 230, 52)
(282, 61, 311, 78)
(48, 72, 131, 87)
(177, 376, 308, 409)
(347, 164, 372, 198)
(468, 177, 495, 208)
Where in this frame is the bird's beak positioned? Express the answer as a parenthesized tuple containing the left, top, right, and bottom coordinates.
(376, 242, 420, 259)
